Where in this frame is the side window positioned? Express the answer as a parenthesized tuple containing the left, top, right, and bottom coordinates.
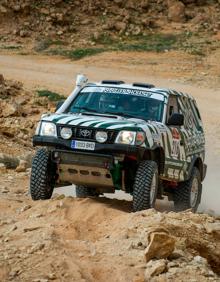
(166, 95, 179, 123)
(192, 100, 203, 131)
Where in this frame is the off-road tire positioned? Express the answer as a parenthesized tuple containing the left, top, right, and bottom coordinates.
(133, 160, 158, 212)
(75, 185, 100, 198)
(173, 167, 202, 212)
(30, 148, 55, 200)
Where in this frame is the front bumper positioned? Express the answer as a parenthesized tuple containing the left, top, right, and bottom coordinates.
(52, 149, 115, 189)
(33, 135, 145, 159)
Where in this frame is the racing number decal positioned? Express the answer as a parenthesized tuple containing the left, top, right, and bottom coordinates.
(171, 128, 180, 158)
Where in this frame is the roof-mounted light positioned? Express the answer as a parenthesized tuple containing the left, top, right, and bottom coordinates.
(101, 80, 125, 85)
(133, 82, 155, 89)
(76, 74, 88, 87)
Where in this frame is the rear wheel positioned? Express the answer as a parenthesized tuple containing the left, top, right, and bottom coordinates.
(133, 160, 158, 212)
(173, 167, 202, 212)
(30, 148, 56, 200)
(75, 185, 100, 198)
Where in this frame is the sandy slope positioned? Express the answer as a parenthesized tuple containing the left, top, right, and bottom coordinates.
(0, 171, 220, 282)
(0, 52, 220, 215)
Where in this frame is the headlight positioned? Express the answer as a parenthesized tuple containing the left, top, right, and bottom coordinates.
(40, 122, 57, 137)
(95, 131, 108, 143)
(60, 127, 72, 139)
(115, 131, 136, 145)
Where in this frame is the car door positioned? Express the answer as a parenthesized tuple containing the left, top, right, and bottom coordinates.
(180, 97, 205, 165)
(163, 94, 187, 181)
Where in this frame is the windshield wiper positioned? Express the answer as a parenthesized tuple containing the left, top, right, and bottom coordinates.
(72, 106, 99, 113)
(103, 111, 136, 119)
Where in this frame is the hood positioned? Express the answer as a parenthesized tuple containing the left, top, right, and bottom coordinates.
(42, 113, 147, 131)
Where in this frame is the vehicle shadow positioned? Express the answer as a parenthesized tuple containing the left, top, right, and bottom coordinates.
(86, 195, 174, 214)
(54, 185, 174, 213)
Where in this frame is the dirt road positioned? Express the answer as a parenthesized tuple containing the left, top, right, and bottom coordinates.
(0, 52, 220, 215)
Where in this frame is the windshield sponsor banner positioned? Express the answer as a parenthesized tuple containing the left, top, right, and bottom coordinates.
(81, 86, 164, 101)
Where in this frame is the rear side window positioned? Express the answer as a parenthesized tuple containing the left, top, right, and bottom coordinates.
(166, 95, 179, 123)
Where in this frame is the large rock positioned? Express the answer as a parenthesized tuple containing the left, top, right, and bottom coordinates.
(0, 101, 21, 117)
(144, 231, 175, 262)
(205, 223, 220, 234)
(0, 126, 16, 138)
(0, 153, 19, 169)
(168, 1, 186, 22)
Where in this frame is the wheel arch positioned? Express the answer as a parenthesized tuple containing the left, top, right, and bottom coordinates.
(143, 146, 165, 175)
(188, 156, 206, 181)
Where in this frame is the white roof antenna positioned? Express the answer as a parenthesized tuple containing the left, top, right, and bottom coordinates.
(76, 74, 88, 87)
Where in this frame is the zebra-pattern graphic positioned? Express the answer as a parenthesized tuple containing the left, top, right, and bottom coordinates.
(39, 86, 205, 182)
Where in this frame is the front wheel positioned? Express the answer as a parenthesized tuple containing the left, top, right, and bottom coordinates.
(173, 167, 202, 212)
(30, 148, 55, 200)
(133, 160, 158, 212)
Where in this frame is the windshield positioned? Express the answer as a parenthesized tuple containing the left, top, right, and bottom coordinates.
(66, 86, 165, 122)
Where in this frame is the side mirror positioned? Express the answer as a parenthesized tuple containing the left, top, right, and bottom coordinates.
(55, 100, 64, 111)
(167, 113, 184, 126)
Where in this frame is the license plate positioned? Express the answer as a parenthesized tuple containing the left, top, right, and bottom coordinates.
(71, 140, 95, 151)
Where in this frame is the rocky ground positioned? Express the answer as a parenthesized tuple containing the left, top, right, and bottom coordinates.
(0, 0, 220, 58)
(0, 0, 220, 42)
(0, 72, 220, 281)
(0, 170, 220, 282)
(0, 73, 58, 173)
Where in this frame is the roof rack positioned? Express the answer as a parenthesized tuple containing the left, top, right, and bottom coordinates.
(101, 80, 125, 85)
(133, 82, 155, 89)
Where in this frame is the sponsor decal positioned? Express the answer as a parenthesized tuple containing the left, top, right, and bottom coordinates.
(172, 128, 180, 140)
(81, 86, 165, 101)
(171, 128, 180, 158)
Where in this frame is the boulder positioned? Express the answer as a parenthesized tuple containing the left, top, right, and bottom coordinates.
(0, 153, 19, 169)
(0, 126, 16, 138)
(205, 223, 220, 234)
(0, 101, 21, 117)
(168, 1, 186, 23)
(144, 232, 175, 262)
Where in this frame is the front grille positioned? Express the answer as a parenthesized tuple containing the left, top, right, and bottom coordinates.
(58, 126, 118, 144)
(76, 128, 93, 139)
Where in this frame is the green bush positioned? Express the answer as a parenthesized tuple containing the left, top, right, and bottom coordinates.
(36, 90, 65, 102)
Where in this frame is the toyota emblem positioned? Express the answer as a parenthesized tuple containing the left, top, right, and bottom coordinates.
(80, 129, 91, 137)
